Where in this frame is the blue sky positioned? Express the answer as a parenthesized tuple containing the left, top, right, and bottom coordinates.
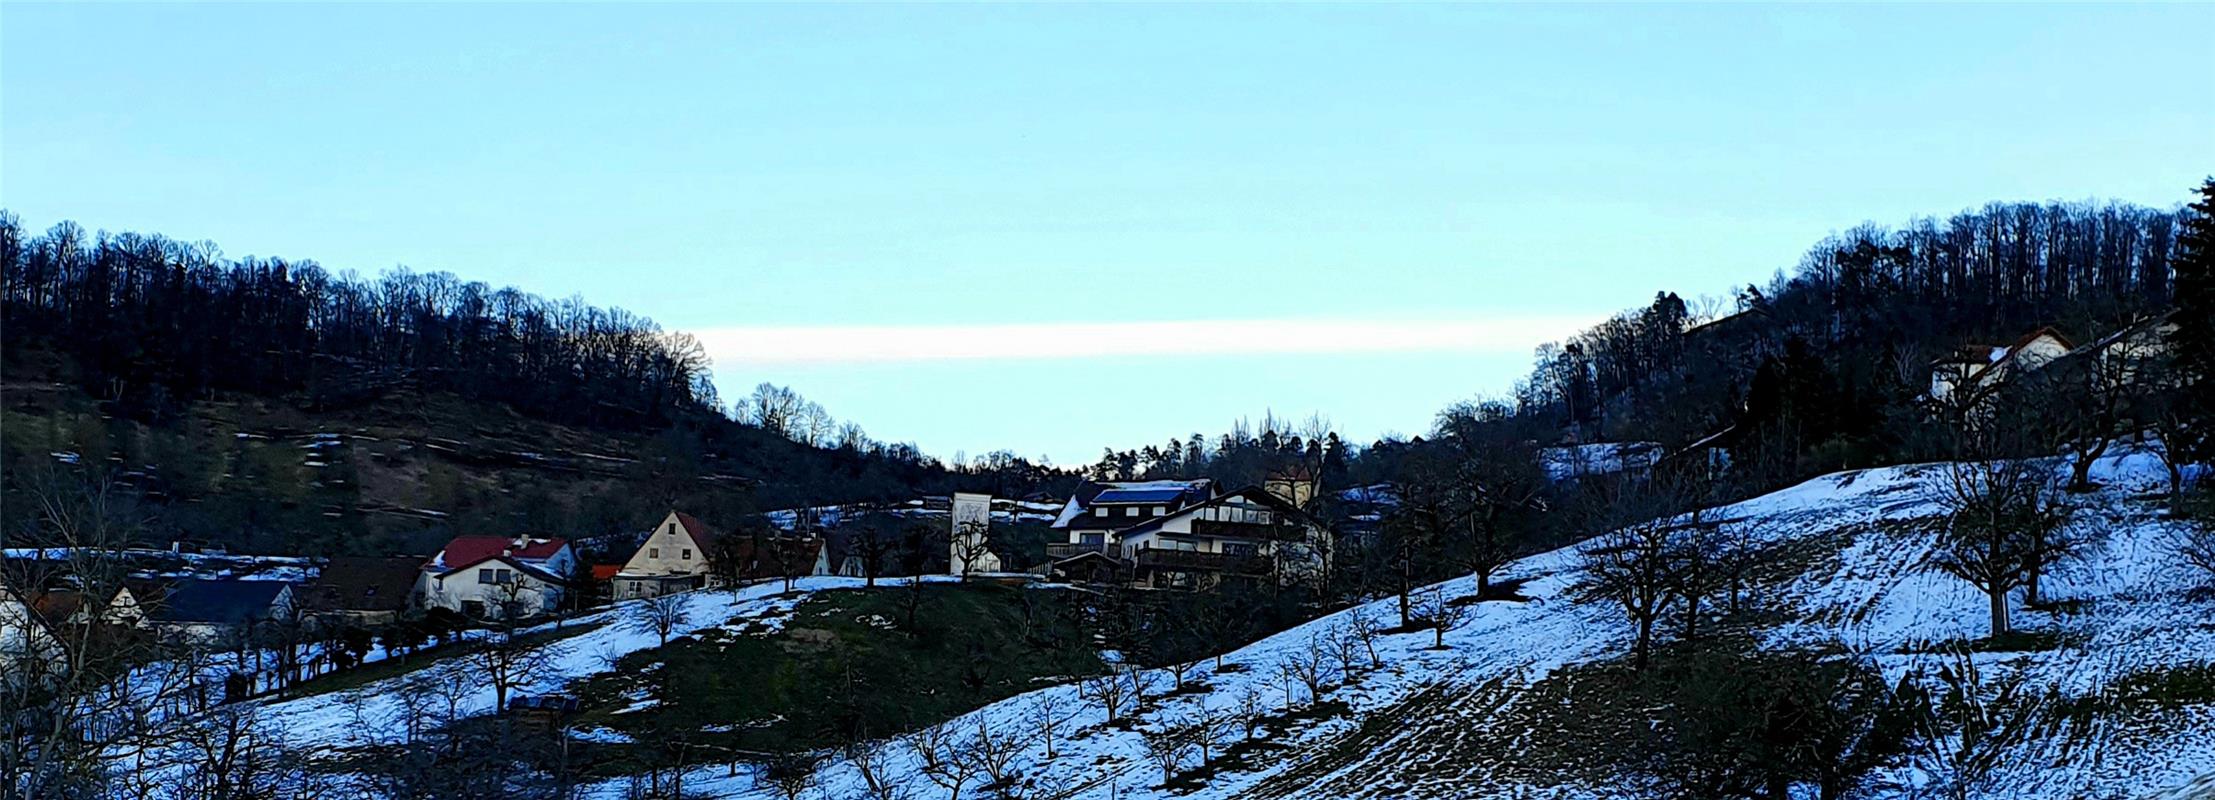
(4, 4, 2209, 465)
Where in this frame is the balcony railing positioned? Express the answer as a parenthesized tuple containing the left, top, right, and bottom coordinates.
(1134, 548, 1271, 575)
(1044, 542, 1112, 560)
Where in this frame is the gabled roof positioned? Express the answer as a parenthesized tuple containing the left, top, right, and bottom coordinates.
(668, 511, 719, 557)
(303, 557, 423, 613)
(590, 564, 624, 582)
(429, 536, 568, 571)
(1108, 486, 1322, 542)
(1051, 479, 1215, 529)
(1948, 326, 2075, 391)
(156, 580, 290, 625)
(435, 554, 567, 584)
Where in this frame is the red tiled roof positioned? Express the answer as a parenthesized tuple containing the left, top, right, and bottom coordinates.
(431, 536, 567, 571)
(590, 564, 623, 582)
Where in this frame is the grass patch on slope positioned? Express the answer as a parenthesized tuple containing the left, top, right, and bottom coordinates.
(568, 583, 1106, 776)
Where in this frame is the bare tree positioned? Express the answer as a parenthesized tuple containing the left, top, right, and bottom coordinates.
(908, 721, 979, 800)
(1930, 457, 2068, 637)
(0, 471, 214, 799)
(1284, 631, 1334, 700)
(970, 716, 1027, 791)
(757, 751, 821, 800)
(1416, 584, 1472, 650)
(1078, 672, 1131, 723)
(1141, 719, 1193, 786)
(2170, 521, 2215, 590)
(465, 579, 562, 714)
(1123, 663, 1159, 708)
(1572, 476, 1688, 670)
(1344, 606, 1384, 670)
(1027, 692, 1067, 759)
(842, 740, 910, 800)
(627, 591, 692, 648)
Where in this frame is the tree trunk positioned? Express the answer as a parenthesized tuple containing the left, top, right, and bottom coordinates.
(1988, 589, 2009, 638)
(1633, 616, 1653, 670)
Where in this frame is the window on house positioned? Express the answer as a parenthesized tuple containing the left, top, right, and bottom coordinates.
(478, 569, 495, 584)
(649, 548, 660, 559)
(1151, 506, 1164, 516)
(682, 549, 692, 560)
(496, 569, 514, 584)
(1080, 532, 1104, 548)
(1224, 543, 1256, 559)
(1095, 507, 1108, 518)
(1125, 507, 1139, 517)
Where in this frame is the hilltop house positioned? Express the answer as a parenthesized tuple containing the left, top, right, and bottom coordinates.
(301, 557, 424, 625)
(1929, 327, 2075, 406)
(152, 579, 297, 646)
(416, 536, 577, 620)
(613, 511, 721, 600)
(1045, 479, 1331, 590)
(1049, 479, 1215, 561)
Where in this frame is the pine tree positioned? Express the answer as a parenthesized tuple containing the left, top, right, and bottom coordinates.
(2170, 178, 2215, 461)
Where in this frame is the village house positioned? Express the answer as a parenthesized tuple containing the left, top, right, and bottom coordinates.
(300, 557, 424, 626)
(416, 536, 577, 620)
(612, 511, 720, 600)
(151, 579, 297, 646)
(1044, 479, 1331, 590)
(1928, 326, 2075, 406)
(1048, 479, 1215, 562)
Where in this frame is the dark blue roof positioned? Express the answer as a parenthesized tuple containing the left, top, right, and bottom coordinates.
(156, 580, 289, 625)
(1092, 488, 1187, 504)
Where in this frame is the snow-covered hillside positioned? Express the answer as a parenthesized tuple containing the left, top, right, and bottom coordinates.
(580, 449, 2212, 800)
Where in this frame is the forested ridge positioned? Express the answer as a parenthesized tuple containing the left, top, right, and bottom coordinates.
(0, 211, 1069, 555)
(4, 184, 2210, 558)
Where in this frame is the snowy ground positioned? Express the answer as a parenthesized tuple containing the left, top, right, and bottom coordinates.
(186, 450, 2214, 799)
(588, 448, 2213, 800)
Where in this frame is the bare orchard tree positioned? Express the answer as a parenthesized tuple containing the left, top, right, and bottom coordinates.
(1571, 475, 1690, 670)
(756, 751, 821, 800)
(1141, 718, 1194, 787)
(842, 740, 911, 800)
(1344, 606, 1384, 670)
(466, 578, 562, 714)
(1416, 584, 1473, 650)
(1284, 631, 1334, 701)
(1, 471, 211, 800)
(969, 715, 1028, 791)
(1027, 691, 1067, 759)
(2171, 520, 2215, 591)
(2029, 337, 2159, 493)
(1930, 456, 2069, 637)
(950, 519, 997, 581)
(908, 721, 980, 800)
(1078, 671, 1131, 724)
(1123, 663, 1160, 707)
(627, 591, 692, 648)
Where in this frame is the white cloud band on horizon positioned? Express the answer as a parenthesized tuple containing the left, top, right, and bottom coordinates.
(692, 315, 1599, 365)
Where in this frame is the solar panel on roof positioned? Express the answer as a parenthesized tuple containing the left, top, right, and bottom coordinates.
(1093, 488, 1186, 504)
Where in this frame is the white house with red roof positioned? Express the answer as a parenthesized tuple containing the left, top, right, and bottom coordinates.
(415, 535, 578, 620)
(612, 511, 721, 600)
